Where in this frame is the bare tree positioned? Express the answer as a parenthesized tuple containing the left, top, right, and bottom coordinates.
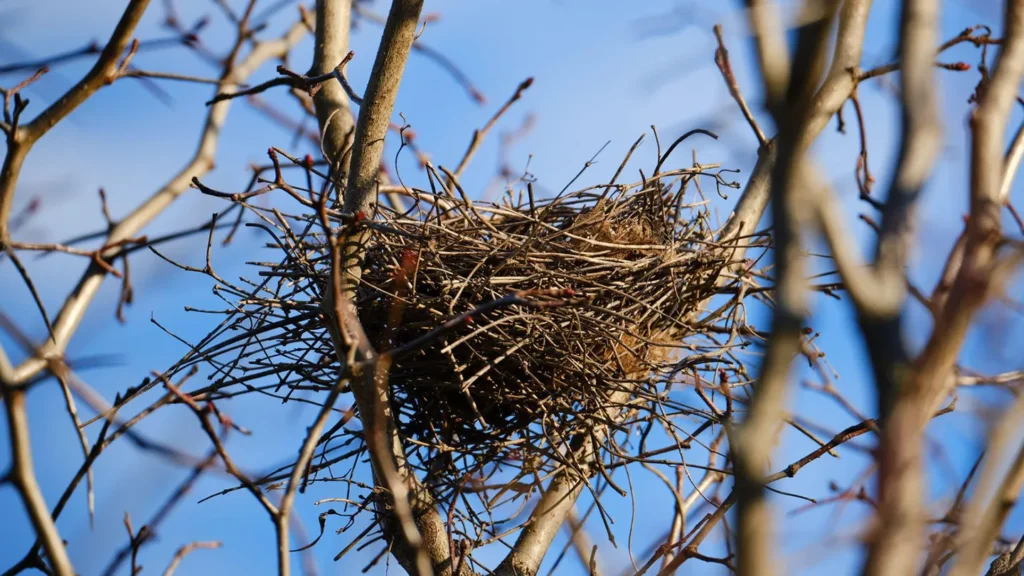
(1, 1, 1023, 576)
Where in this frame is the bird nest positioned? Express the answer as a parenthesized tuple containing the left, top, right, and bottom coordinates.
(357, 184, 725, 454)
(170, 149, 757, 503)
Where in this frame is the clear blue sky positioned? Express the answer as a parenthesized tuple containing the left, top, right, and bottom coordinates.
(1, 1, 1022, 575)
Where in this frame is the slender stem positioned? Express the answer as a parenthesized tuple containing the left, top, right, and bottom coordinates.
(2, 385, 75, 576)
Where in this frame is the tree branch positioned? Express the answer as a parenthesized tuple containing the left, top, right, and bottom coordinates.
(950, 396, 1024, 576)
(7, 16, 312, 387)
(849, 2, 941, 574)
(494, 387, 634, 576)
(2, 384, 75, 576)
(0, 0, 151, 241)
(312, 2, 460, 575)
(822, 0, 941, 321)
(309, 0, 356, 171)
(721, 0, 873, 253)
(857, 2, 1024, 575)
(342, 0, 422, 216)
(731, 3, 840, 574)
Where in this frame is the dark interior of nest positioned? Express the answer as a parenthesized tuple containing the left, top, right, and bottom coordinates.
(347, 183, 728, 454)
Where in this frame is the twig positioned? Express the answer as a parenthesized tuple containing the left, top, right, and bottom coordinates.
(4, 247, 54, 342)
(451, 77, 533, 181)
(206, 56, 361, 106)
(713, 24, 767, 147)
(566, 507, 602, 576)
(0, 35, 194, 76)
(162, 541, 222, 576)
(121, 69, 234, 86)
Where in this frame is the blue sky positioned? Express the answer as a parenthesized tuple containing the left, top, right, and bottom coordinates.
(1, 1, 1022, 575)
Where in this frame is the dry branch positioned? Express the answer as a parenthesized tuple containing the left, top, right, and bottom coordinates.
(162, 541, 222, 576)
(0, 0, 151, 239)
(731, 3, 846, 576)
(7, 11, 311, 386)
(1, 386, 75, 576)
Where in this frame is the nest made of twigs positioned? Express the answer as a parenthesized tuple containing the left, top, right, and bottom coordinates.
(172, 151, 755, 507)
(353, 180, 727, 460)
